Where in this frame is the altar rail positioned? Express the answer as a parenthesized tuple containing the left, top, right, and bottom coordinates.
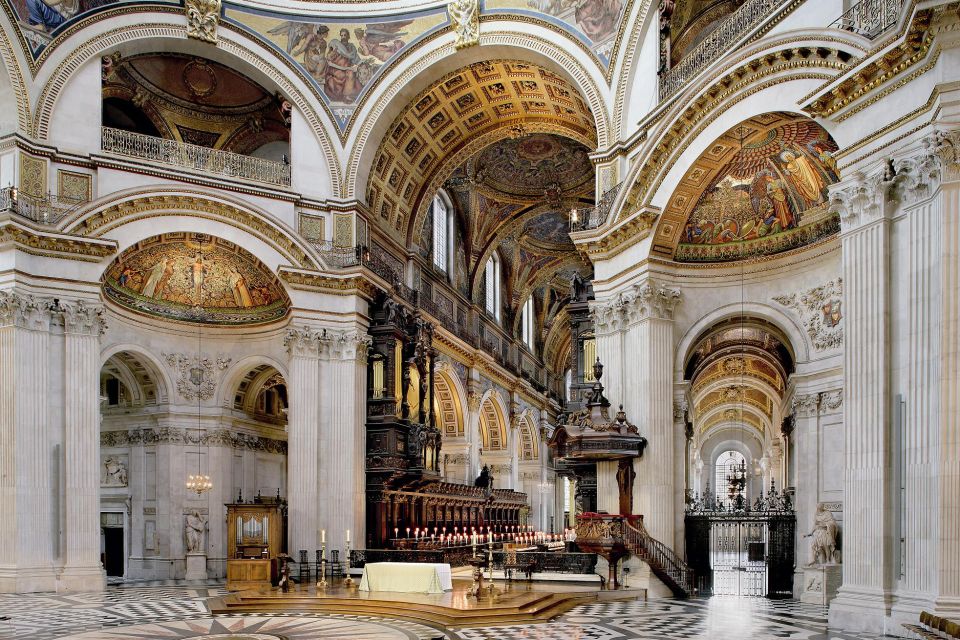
(349, 548, 598, 574)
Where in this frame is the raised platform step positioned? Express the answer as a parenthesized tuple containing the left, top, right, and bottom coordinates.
(209, 579, 643, 627)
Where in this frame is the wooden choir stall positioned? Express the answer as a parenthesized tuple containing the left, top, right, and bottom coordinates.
(225, 501, 284, 591)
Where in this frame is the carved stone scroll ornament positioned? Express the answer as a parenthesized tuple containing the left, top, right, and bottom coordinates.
(447, 0, 479, 49)
(185, 0, 221, 44)
(163, 352, 231, 401)
(773, 279, 843, 352)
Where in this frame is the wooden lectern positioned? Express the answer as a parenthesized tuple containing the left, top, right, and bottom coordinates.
(225, 502, 283, 591)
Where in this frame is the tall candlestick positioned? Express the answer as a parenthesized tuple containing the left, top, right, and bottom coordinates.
(321, 529, 326, 544)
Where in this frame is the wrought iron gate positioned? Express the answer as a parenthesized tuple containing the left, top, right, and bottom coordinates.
(685, 483, 795, 598)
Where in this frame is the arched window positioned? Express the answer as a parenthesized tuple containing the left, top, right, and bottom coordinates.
(715, 450, 747, 509)
(521, 295, 535, 352)
(431, 192, 454, 274)
(485, 252, 501, 321)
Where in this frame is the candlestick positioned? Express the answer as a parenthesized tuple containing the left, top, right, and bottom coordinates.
(317, 542, 327, 589)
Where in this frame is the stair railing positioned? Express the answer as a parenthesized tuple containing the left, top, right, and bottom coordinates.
(623, 517, 694, 597)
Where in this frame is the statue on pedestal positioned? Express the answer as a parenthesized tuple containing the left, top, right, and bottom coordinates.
(185, 510, 206, 553)
(805, 503, 838, 565)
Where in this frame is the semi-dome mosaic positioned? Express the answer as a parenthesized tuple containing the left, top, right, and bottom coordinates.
(102, 233, 289, 325)
(654, 114, 841, 263)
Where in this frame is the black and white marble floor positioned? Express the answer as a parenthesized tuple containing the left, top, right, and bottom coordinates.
(0, 582, 897, 640)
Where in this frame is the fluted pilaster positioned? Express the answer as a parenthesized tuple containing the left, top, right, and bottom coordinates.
(0, 291, 56, 592)
(284, 325, 323, 555)
(61, 300, 107, 590)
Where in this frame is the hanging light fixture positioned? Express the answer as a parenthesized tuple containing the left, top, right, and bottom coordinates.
(187, 234, 213, 496)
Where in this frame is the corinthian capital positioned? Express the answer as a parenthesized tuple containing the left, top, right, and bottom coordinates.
(329, 330, 373, 363)
(284, 324, 324, 358)
(791, 393, 819, 418)
(61, 299, 106, 336)
(624, 280, 681, 322)
(590, 296, 626, 335)
(830, 171, 892, 233)
(0, 290, 54, 331)
(933, 128, 960, 182)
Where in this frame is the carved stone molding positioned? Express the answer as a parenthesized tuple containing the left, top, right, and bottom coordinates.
(592, 279, 682, 333)
(0, 290, 54, 331)
(830, 171, 893, 233)
(791, 393, 819, 418)
(284, 325, 324, 359)
(444, 453, 469, 465)
(673, 398, 688, 421)
(61, 299, 106, 336)
(773, 279, 843, 352)
(163, 352, 231, 401)
(185, 0, 220, 44)
(467, 390, 482, 412)
(448, 0, 479, 49)
(933, 128, 960, 182)
(329, 330, 373, 363)
(819, 389, 843, 414)
(101, 427, 287, 454)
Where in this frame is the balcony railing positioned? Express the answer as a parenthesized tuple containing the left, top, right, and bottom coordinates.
(0, 186, 86, 225)
(570, 180, 623, 232)
(101, 127, 291, 187)
(829, 0, 903, 39)
(659, 0, 790, 100)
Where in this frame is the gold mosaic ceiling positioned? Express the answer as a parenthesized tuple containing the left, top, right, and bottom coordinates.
(366, 59, 597, 243)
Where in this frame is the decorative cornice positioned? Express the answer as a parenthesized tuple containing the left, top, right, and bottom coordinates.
(0, 217, 117, 262)
(101, 427, 287, 454)
(61, 299, 106, 336)
(279, 269, 379, 300)
(0, 290, 54, 331)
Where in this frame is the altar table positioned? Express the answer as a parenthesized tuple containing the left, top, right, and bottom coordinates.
(358, 562, 453, 594)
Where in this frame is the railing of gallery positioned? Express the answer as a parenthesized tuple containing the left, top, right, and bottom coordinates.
(658, 0, 790, 100)
(101, 126, 292, 187)
(350, 548, 598, 573)
(829, 0, 903, 39)
(0, 186, 86, 225)
(569, 181, 623, 232)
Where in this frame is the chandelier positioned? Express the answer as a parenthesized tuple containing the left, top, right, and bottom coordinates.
(186, 234, 212, 497)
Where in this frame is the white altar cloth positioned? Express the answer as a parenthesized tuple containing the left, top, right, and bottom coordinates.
(358, 562, 453, 594)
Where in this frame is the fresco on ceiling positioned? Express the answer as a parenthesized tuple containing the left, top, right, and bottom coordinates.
(474, 134, 594, 202)
(487, 0, 625, 61)
(224, 5, 447, 130)
(102, 233, 289, 325)
(523, 210, 574, 247)
(8, 0, 177, 57)
(677, 121, 840, 262)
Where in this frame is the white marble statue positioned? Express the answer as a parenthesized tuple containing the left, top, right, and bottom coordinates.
(185, 510, 206, 553)
(805, 503, 838, 565)
(102, 456, 128, 487)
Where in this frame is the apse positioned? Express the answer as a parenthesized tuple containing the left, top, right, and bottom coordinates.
(101, 233, 290, 325)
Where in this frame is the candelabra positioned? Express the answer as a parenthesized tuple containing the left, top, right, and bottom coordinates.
(343, 541, 354, 588)
(317, 543, 327, 589)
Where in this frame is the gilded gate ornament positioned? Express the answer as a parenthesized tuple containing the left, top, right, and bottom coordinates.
(447, 0, 479, 49)
(186, 0, 221, 44)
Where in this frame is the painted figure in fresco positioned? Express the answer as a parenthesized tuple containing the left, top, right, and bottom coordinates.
(324, 28, 364, 102)
(780, 148, 826, 206)
(141, 258, 168, 298)
(764, 176, 794, 229)
(355, 21, 411, 62)
(810, 141, 838, 174)
(575, 0, 620, 42)
(228, 267, 253, 308)
(267, 20, 312, 54)
(25, 0, 72, 31)
(292, 24, 329, 85)
(192, 253, 206, 301)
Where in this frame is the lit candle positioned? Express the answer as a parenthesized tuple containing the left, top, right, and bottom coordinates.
(406, 527, 410, 538)
(394, 528, 399, 539)
(346, 529, 351, 544)
(321, 529, 326, 544)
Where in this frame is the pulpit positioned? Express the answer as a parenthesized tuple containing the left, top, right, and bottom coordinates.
(225, 502, 284, 591)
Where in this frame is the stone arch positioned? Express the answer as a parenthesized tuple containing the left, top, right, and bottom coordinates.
(675, 302, 809, 378)
(433, 362, 467, 439)
(99, 343, 172, 406)
(64, 185, 323, 276)
(29, 15, 340, 187)
(0, 12, 31, 134)
(609, 33, 863, 231)
(478, 389, 508, 452)
(218, 355, 289, 411)
(516, 411, 540, 461)
(344, 26, 611, 212)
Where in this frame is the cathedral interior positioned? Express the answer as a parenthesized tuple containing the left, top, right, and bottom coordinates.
(0, 0, 959, 638)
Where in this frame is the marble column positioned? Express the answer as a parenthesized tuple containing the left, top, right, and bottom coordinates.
(828, 164, 895, 631)
(465, 384, 481, 482)
(791, 391, 820, 594)
(319, 330, 370, 553)
(672, 396, 688, 553)
(60, 300, 107, 591)
(284, 325, 322, 555)
(624, 280, 681, 548)
(0, 292, 56, 593)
